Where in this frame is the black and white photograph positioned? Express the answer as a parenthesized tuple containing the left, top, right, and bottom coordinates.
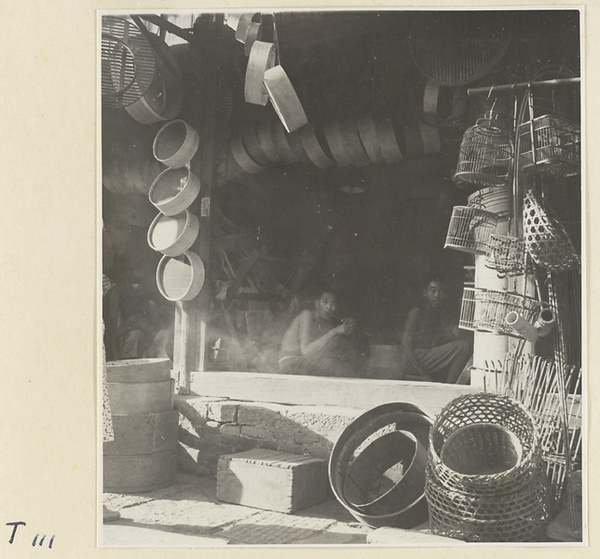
(98, 7, 585, 548)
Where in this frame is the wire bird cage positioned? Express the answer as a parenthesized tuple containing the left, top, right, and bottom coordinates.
(501, 353, 582, 505)
(459, 286, 543, 337)
(101, 16, 157, 108)
(467, 185, 511, 218)
(445, 206, 498, 254)
(425, 393, 550, 542)
(485, 234, 526, 277)
(523, 189, 580, 273)
(453, 119, 513, 188)
(518, 115, 580, 178)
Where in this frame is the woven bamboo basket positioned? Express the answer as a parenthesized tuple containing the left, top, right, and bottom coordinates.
(453, 120, 513, 188)
(459, 286, 542, 337)
(518, 115, 580, 178)
(425, 393, 549, 542)
(485, 234, 526, 277)
(444, 206, 498, 254)
(523, 189, 580, 272)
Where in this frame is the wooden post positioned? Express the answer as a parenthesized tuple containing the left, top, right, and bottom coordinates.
(172, 14, 224, 394)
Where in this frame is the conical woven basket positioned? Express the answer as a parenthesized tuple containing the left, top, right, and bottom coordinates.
(523, 189, 580, 272)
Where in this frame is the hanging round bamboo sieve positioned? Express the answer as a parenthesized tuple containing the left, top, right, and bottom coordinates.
(148, 166, 201, 216)
(156, 251, 205, 302)
(153, 119, 200, 168)
(147, 209, 199, 256)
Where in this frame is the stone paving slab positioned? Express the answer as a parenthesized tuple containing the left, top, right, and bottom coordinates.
(217, 510, 339, 545)
(102, 524, 229, 547)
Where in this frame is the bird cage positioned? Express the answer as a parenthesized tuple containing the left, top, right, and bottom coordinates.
(453, 119, 513, 188)
(460, 287, 543, 337)
(485, 234, 526, 277)
(518, 115, 580, 178)
(458, 286, 477, 331)
(101, 16, 157, 108)
(523, 189, 580, 273)
(517, 84, 580, 178)
(445, 206, 498, 254)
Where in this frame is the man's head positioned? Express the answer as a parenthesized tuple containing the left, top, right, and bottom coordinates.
(314, 290, 337, 320)
(424, 278, 448, 309)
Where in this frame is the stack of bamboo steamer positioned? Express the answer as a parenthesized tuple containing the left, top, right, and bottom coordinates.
(104, 358, 178, 493)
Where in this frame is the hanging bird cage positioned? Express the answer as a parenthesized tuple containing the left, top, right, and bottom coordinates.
(101, 16, 157, 108)
(459, 286, 543, 337)
(518, 86, 580, 178)
(453, 118, 513, 188)
(523, 189, 580, 273)
(445, 206, 498, 254)
(485, 234, 527, 277)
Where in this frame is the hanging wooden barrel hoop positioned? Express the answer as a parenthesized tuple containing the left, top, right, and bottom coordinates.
(148, 166, 201, 216)
(153, 119, 200, 168)
(299, 122, 334, 168)
(244, 22, 263, 56)
(270, 120, 298, 164)
(373, 115, 403, 164)
(240, 121, 271, 166)
(339, 116, 371, 168)
(356, 113, 384, 164)
(256, 118, 283, 163)
(104, 358, 177, 493)
(156, 251, 206, 302)
(125, 35, 185, 124)
(213, 177, 271, 235)
(323, 119, 352, 167)
(245, 41, 277, 105)
(147, 209, 200, 256)
(231, 128, 268, 174)
(263, 65, 308, 133)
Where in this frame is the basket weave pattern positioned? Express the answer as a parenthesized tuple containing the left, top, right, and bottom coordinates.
(523, 189, 580, 272)
(426, 393, 550, 542)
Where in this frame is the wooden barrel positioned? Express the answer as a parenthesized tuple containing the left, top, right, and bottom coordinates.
(105, 358, 171, 383)
(105, 379, 175, 414)
(104, 359, 177, 493)
(104, 449, 178, 493)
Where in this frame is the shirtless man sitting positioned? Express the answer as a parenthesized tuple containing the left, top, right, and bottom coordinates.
(278, 289, 363, 377)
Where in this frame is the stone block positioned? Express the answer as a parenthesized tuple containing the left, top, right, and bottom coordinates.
(220, 423, 241, 437)
(241, 425, 274, 440)
(208, 401, 240, 423)
(217, 449, 329, 513)
(277, 441, 305, 456)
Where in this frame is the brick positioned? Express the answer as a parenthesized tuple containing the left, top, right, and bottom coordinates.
(220, 423, 241, 437)
(241, 426, 274, 440)
(208, 402, 239, 423)
(217, 449, 329, 513)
